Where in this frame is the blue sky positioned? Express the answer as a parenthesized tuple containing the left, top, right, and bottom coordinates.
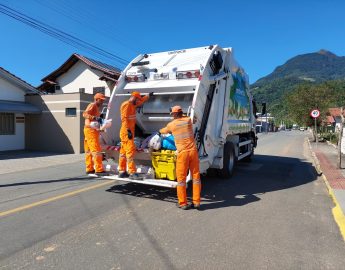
(1, 0, 345, 86)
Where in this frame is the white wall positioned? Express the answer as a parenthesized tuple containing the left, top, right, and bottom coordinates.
(0, 77, 25, 101)
(0, 77, 26, 151)
(0, 114, 25, 151)
(57, 61, 111, 96)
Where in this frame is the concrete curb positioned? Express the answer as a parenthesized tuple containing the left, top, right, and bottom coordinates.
(325, 140, 338, 149)
(306, 138, 345, 241)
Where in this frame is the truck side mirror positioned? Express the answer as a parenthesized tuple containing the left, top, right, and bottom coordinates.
(252, 100, 258, 118)
(262, 102, 266, 115)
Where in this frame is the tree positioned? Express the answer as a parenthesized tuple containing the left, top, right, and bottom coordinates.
(285, 83, 338, 126)
(264, 79, 345, 131)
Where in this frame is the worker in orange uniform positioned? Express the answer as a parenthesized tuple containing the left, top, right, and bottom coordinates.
(118, 91, 153, 180)
(159, 106, 201, 210)
(83, 93, 107, 175)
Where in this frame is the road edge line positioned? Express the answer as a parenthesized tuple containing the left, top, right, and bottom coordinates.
(306, 138, 345, 241)
(0, 180, 115, 218)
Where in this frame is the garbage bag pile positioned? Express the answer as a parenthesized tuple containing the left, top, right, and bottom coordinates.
(112, 133, 176, 152)
(161, 134, 176, 151)
(148, 133, 176, 151)
(148, 134, 161, 150)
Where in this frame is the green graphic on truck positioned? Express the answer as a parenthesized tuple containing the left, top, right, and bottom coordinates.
(228, 71, 250, 121)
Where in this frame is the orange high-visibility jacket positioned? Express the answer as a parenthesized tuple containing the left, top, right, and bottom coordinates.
(160, 116, 196, 152)
(120, 96, 149, 132)
(83, 103, 101, 127)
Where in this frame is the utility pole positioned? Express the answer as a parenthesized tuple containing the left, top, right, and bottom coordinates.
(310, 108, 320, 144)
(315, 117, 318, 146)
(338, 107, 344, 169)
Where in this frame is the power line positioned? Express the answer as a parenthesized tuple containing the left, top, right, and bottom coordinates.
(33, 0, 140, 54)
(0, 3, 129, 67)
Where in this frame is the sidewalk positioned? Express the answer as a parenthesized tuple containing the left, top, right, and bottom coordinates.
(0, 150, 84, 175)
(308, 137, 345, 241)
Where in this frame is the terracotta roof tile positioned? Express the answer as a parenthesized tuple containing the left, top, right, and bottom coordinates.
(41, 53, 121, 83)
(326, 115, 335, 123)
(328, 107, 345, 117)
(75, 54, 121, 75)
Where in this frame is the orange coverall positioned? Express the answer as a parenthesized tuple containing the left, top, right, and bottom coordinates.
(83, 103, 103, 173)
(119, 96, 149, 174)
(160, 116, 201, 206)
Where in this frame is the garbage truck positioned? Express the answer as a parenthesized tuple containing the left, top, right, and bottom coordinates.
(98, 45, 258, 188)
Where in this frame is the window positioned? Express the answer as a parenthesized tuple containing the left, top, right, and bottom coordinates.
(55, 85, 61, 91)
(65, 108, 77, 117)
(79, 88, 85, 93)
(0, 113, 15, 135)
(47, 85, 55, 93)
(93, 87, 105, 94)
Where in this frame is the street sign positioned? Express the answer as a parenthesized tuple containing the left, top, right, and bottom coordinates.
(310, 109, 320, 118)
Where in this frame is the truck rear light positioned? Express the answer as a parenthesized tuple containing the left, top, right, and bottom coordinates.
(176, 72, 184, 79)
(176, 70, 200, 79)
(125, 74, 145, 82)
(153, 73, 169, 80)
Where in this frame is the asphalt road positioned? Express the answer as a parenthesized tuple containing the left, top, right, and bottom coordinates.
(1, 131, 345, 269)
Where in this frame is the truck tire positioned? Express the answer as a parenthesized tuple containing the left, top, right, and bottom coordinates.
(218, 142, 236, 179)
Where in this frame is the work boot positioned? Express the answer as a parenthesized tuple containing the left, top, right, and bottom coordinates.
(129, 173, 143, 180)
(176, 203, 192, 210)
(86, 170, 95, 175)
(192, 204, 201, 210)
(118, 171, 129, 178)
(95, 171, 109, 176)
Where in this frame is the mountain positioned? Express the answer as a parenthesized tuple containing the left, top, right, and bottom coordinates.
(251, 50, 345, 105)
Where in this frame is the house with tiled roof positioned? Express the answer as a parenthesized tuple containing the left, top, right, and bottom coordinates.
(38, 53, 121, 96)
(25, 54, 122, 154)
(327, 108, 345, 131)
(0, 67, 40, 151)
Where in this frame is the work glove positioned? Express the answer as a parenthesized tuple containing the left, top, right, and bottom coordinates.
(127, 129, 133, 139)
(95, 116, 103, 124)
(149, 92, 154, 97)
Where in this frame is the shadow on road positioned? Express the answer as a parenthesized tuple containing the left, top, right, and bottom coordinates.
(106, 183, 177, 202)
(107, 154, 318, 211)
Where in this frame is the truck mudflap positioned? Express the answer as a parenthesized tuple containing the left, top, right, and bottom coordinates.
(88, 174, 192, 188)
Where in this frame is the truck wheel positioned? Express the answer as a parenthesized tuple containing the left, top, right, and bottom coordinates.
(218, 142, 236, 178)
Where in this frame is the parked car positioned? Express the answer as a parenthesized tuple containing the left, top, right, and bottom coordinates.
(299, 127, 305, 131)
